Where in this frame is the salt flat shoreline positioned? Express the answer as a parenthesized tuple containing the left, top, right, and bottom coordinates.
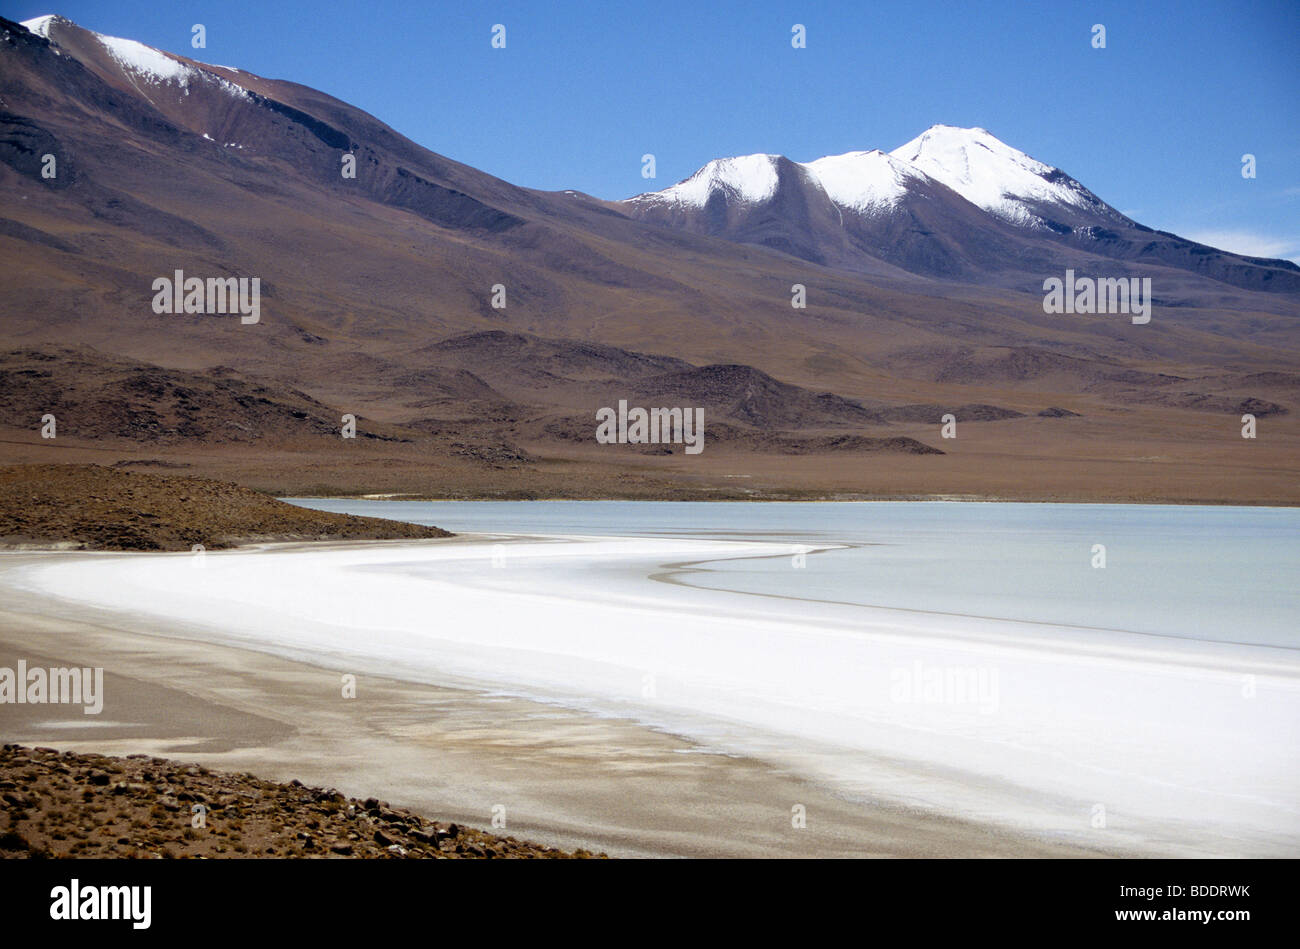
(2, 530, 1297, 858)
(0, 549, 1093, 858)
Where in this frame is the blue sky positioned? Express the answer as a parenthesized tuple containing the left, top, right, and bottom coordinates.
(10, 0, 1300, 261)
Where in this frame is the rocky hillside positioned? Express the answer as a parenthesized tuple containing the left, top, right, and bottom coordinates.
(0, 464, 450, 550)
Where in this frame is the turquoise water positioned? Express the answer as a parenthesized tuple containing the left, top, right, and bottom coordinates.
(286, 500, 1300, 649)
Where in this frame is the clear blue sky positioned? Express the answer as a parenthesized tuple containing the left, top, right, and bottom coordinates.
(10, 0, 1300, 260)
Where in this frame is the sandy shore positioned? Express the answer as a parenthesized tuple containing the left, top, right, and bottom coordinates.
(0, 548, 1103, 858)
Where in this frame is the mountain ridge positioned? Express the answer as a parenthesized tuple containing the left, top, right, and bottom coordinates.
(2, 13, 1298, 504)
(626, 124, 1300, 292)
(23, 13, 1299, 291)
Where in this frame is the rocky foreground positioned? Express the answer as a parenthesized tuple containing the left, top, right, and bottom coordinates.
(0, 746, 601, 859)
(0, 464, 451, 550)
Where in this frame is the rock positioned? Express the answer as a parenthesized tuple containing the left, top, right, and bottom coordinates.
(0, 743, 595, 860)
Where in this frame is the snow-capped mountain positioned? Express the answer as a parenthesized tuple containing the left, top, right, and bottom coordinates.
(22, 15, 250, 101)
(632, 146, 934, 217)
(3, 8, 1299, 478)
(888, 125, 1129, 230)
(14, 14, 276, 164)
(625, 131, 1083, 280)
(18, 13, 57, 37)
(3, 8, 1298, 334)
(625, 154, 878, 271)
(801, 149, 926, 214)
(29, 14, 195, 82)
(647, 154, 787, 207)
(889, 125, 1123, 228)
(627, 125, 1117, 226)
(623, 125, 1299, 291)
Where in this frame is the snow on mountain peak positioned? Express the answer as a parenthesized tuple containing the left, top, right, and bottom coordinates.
(21, 16, 183, 84)
(20, 15, 252, 103)
(20, 14, 63, 38)
(802, 149, 923, 213)
(637, 154, 783, 208)
(628, 125, 1123, 231)
(634, 149, 924, 214)
(97, 34, 194, 86)
(889, 124, 1098, 226)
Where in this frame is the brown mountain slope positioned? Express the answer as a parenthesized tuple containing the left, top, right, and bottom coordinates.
(0, 15, 1297, 503)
